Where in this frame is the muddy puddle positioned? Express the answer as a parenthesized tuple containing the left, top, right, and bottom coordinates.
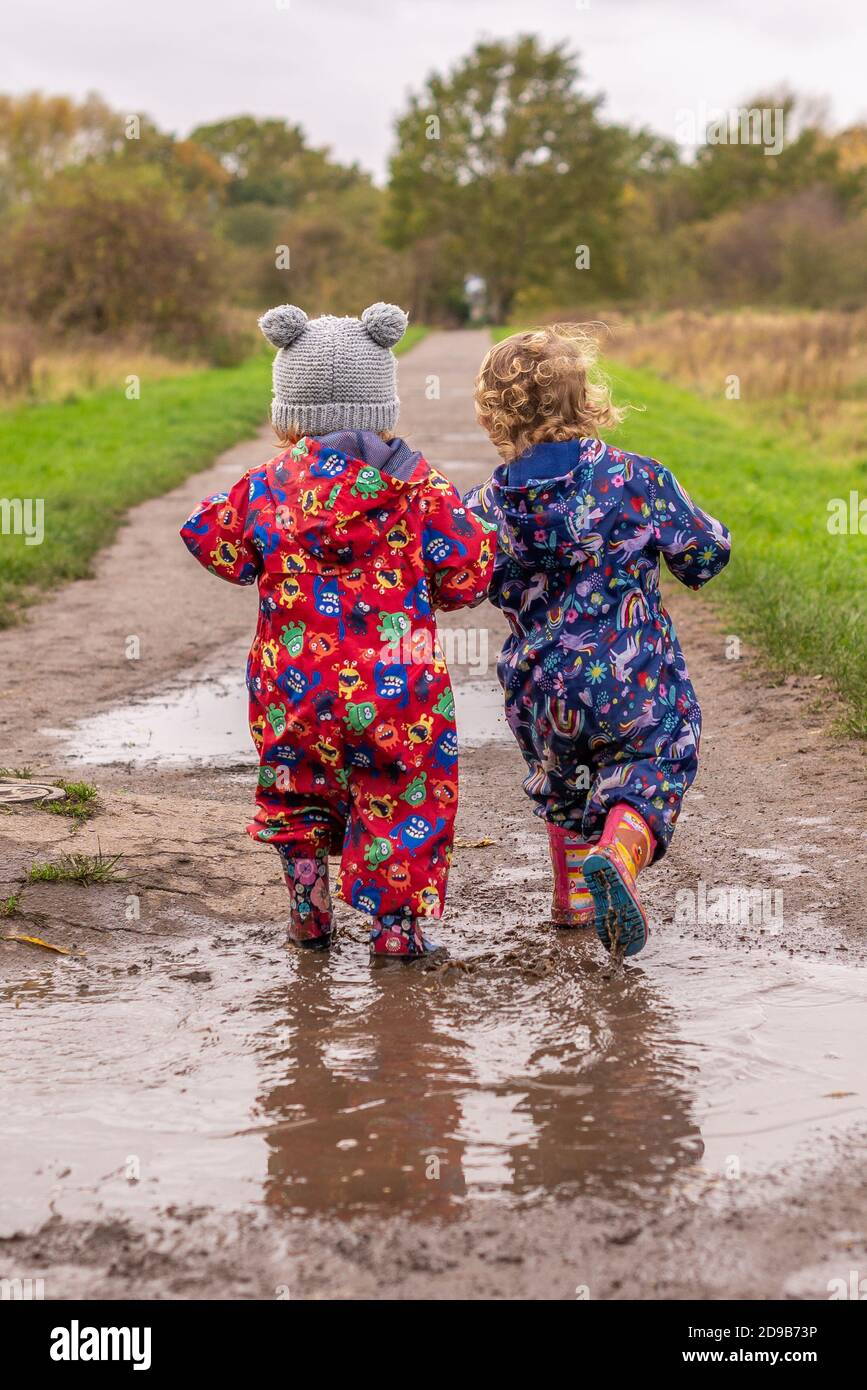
(18, 642, 867, 1237)
(2, 913, 864, 1235)
(43, 643, 509, 768)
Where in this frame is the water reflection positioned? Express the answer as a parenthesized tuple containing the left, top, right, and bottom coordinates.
(253, 931, 703, 1216)
(3, 916, 864, 1234)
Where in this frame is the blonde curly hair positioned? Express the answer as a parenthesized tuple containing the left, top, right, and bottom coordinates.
(474, 324, 625, 462)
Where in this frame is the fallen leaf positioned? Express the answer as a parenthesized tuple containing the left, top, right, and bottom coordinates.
(455, 838, 495, 848)
(2, 933, 73, 956)
(823, 1090, 856, 1099)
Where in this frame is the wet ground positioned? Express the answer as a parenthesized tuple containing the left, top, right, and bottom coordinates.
(1, 330, 866, 1299)
(43, 643, 510, 766)
(4, 910, 866, 1230)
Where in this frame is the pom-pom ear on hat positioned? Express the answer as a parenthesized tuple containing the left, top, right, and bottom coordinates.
(259, 304, 308, 349)
(361, 301, 408, 348)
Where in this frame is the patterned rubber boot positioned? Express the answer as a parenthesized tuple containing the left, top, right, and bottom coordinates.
(278, 848, 333, 951)
(583, 805, 656, 958)
(369, 908, 443, 962)
(547, 824, 595, 927)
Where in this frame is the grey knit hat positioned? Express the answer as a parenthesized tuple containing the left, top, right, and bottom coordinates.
(258, 302, 408, 435)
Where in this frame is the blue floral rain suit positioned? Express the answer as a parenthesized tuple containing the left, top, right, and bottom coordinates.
(465, 438, 731, 858)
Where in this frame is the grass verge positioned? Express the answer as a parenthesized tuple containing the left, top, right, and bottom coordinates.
(609, 361, 866, 736)
(0, 326, 429, 626)
(0, 353, 271, 625)
(395, 325, 428, 357)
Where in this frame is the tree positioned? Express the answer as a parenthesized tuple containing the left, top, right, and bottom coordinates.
(220, 182, 411, 315)
(686, 93, 855, 219)
(0, 91, 122, 210)
(194, 116, 409, 316)
(116, 119, 231, 206)
(188, 115, 364, 206)
(1, 163, 226, 347)
(386, 36, 648, 320)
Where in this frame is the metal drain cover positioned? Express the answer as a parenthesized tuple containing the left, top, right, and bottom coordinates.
(0, 779, 65, 804)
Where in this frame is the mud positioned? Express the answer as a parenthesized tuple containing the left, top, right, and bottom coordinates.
(1, 330, 866, 1300)
(43, 648, 509, 767)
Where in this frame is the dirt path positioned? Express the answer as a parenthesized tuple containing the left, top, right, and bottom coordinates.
(1, 330, 866, 1300)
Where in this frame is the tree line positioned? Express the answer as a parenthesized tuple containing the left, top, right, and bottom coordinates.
(1, 35, 865, 359)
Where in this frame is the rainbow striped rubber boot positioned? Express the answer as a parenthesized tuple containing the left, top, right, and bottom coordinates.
(582, 805, 656, 958)
(547, 824, 596, 928)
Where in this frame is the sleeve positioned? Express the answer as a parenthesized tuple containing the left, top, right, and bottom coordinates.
(463, 474, 505, 532)
(421, 469, 496, 612)
(648, 463, 731, 590)
(179, 471, 261, 586)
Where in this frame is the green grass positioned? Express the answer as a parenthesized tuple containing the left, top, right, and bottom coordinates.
(395, 325, 427, 356)
(26, 850, 122, 886)
(0, 353, 271, 625)
(0, 894, 20, 917)
(44, 779, 100, 825)
(608, 361, 867, 735)
(491, 327, 867, 736)
(0, 328, 429, 627)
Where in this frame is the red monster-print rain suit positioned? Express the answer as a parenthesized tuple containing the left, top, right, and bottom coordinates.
(181, 434, 494, 920)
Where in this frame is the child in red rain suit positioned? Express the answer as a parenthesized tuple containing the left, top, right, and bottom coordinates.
(181, 303, 494, 959)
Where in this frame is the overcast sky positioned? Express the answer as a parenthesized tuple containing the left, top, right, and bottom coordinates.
(6, 0, 865, 180)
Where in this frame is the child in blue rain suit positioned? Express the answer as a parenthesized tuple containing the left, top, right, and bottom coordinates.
(466, 325, 731, 958)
